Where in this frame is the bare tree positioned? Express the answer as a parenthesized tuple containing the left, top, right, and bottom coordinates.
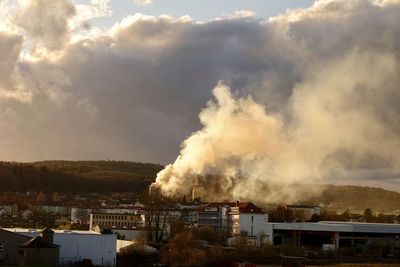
(144, 188, 176, 243)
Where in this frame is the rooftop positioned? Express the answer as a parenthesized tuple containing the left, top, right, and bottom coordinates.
(268, 221, 400, 234)
(20, 236, 59, 248)
(198, 201, 264, 214)
(2, 228, 101, 235)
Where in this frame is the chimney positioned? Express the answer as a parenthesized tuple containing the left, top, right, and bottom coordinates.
(149, 184, 161, 199)
(41, 227, 54, 244)
(191, 187, 196, 201)
(236, 200, 240, 207)
(149, 184, 157, 197)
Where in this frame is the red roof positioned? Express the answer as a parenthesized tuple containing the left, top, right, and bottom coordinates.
(238, 202, 264, 214)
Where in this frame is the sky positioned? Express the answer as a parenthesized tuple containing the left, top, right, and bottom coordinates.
(82, 0, 315, 26)
(1, 0, 400, 192)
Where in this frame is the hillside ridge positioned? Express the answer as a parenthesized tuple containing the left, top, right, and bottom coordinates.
(0, 161, 398, 212)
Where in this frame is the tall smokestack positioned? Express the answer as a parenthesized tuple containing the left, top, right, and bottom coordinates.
(191, 186, 196, 201)
(149, 184, 160, 198)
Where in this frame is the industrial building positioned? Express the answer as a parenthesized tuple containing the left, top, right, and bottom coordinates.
(262, 221, 400, 253)
(89, 212, 145, 231)
(89, 212, 146, 240)
(3, 228, 117, 266)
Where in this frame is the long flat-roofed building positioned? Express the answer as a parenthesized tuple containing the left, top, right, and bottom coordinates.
(89, 213, 145, 231)
(262, 221, 400, 253)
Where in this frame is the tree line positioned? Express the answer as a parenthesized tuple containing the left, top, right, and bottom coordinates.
(0, 161, 162, 193)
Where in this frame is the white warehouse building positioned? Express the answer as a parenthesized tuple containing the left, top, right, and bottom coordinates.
(3, 228, 116, 266)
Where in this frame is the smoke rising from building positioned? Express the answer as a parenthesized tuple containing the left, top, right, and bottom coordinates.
(149, 0, 400, 202)
(1, 0, 400, 196)
(154, 52, 400, 203)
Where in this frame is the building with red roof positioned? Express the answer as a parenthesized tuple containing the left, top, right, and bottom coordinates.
(197, 201, 268, 245)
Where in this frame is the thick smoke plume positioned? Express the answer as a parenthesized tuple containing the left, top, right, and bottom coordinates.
(150, 0, 400, 202)
(154, 51, 400, 203)
(154, 82, 291, 202)
(1, 0, 400, 197)
(155, 55, 400, 202)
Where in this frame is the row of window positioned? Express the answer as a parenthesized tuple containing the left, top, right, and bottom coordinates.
(92, 214, 140, 221)
(92, 221, 141, 227)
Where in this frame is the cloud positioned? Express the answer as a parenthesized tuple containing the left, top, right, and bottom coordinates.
(134, 0, 153, 6)
(228, 10, 255, 19)
(15, 0, 76, 50)
(0, 0, 400, 199)
(74, 0, 112, 26)
(0, 32, 23, 84)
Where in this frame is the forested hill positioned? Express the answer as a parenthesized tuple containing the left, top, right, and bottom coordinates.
(32, 160, 163, 181)
(1, 161, 400, 212)
(315, 184, 400, 213)
(0, 161, 163, 193)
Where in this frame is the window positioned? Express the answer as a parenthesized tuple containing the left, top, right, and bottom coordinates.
(0, 241, 4, 251)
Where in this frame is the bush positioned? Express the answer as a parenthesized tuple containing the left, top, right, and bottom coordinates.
(160, 231, 208, 266)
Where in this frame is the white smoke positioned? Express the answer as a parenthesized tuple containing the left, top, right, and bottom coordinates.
(154, 49, 400, 202)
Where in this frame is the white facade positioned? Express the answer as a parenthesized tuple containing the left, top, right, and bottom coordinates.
(55, 232, 116, 266)
(240, 213, 268, 238)
(3, 228, 116, 266)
